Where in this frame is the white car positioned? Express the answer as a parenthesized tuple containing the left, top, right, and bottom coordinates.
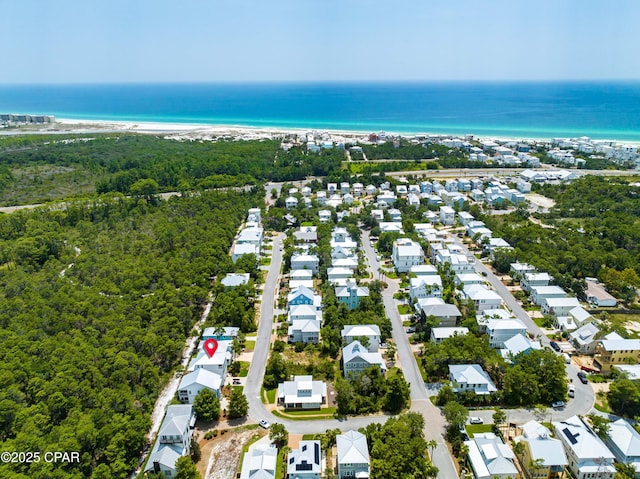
(469, 417, 483, 424)
(259, 419, 270, 429)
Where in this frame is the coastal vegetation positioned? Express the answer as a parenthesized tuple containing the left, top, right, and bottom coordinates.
(485, 176, 640, 302)
(0, 188, 260, 478)
(0, 135, 344, 205)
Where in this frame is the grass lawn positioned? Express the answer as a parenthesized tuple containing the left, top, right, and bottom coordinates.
(265, 388, 276, 404)
(397, 304, 412, 315)
(272, 407, 337, 420)
(386, 271, 398, 279)
(239, 361, 250, 377)
(594, 391, 612, 414)
(414, 353, 427, 381)
(466, 424, 493, 437)
(302, 434, 322, 440)
(244, 341, 255, 352)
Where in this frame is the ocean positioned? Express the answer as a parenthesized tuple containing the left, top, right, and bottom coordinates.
(1, 81, 640, 141)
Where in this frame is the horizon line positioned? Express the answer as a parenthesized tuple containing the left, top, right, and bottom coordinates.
(2, 78, 640, 87)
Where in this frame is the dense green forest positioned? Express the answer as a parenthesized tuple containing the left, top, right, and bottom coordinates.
(0, 188, 261, 478)
(484, 176, 640, 301)
(0, 135, 344, 205)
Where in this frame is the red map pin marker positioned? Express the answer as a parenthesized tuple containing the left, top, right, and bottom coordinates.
(203, 339, 219, 358)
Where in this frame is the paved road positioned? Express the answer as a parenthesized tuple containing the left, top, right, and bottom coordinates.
(361, 230, 459, 479)
(459, 240, 595, 419)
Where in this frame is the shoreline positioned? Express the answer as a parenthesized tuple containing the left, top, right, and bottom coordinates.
(1, 117, 639, 147)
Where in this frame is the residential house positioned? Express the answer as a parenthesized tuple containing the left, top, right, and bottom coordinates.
(365, 184, 377, 196)
(376, 191, 396, 206)
(500, 334, 542, 362)
(409, 275, 443, 301)
(586, 280, 617, 307)
(439, 206, 456, 225)
(327, 267, 354, 285)
(340, 182, 350, 194)
(221, 273, 251, 288)
(570, 322, 601, 354)
(237, 226, 263, 248)
(342, 193, 354, 205)
(388, 208, 402, 222)
(327, 183, 337, 194)
(291, 253, 319, 274)
(232, 243, 259, 262)
(288, 440, 322, 479)
(485, 318, 528, 348)
(613, 365, 640, 381)
(410, 264, 439, 277)
(454, 273, 485, 288)
(352, 183, 364, 196)
(510, 262, 536, 280)
(336, 431, 370, 479)
(316, 191, 327, 206)
(378, 222, 404, 234)
(188, 341, 233, 376)
(462, 284, 502, 312)
(553, 416, 616, 479)
(290, 269, 314, 289)
(330, 228, 358, 250)
(465, 433, 518, 479)
(449, 364, 497, 395)
(332, 257, 358, 271)
(288, 285, 322, 309)
(331, 245, 356, 261)
(522, 273, 552, 293)
(485, 238, 513, 259)
(458, 211, 474, 226)
(335, 280, 370, 310)
(247, 207, 261, 224)
(392, 239, 424, 273)
(288, 304, 322, 324)
(318, 210, 332, 223)
(341, 325, 381, 352)
(240, 445, 277, 479)
(277, 375, 327, 409)
(286, 196, 299, 209)
(530, 285, 567, 306)
(605, 419, 640, 477)
(430, 327, 469, 344)
(594, 338, 640, 373)
(301, 186, 312, 197)
(294, 226, 318, 244)
(542, 297, 581, 317)
(416, 298, 462, 327)
(288, 319, 321, 344)
(144, 405, 195, 478)
(555, 306, 592, 332)
(202, 326, 240, 341)
(342, 340, 387, 377)
(177, 369, 222, 403)
(515, 420, 568, 479)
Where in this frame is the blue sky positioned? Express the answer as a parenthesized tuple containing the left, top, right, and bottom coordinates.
(3, 0, 640, 84)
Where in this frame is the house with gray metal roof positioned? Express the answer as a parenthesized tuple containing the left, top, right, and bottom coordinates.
(336, 430, 370, 479)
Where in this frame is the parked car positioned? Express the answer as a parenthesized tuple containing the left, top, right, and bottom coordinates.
(406, 327, 415, 333)
(577, 372, 589, 384)
(551, 401, 566, 409)
(549, 341, 561, 352)
(480, 271, 488, 277)
(568, 385, 575, 398)
(469, 417, 484, 424)
(259, 419, 270, 429)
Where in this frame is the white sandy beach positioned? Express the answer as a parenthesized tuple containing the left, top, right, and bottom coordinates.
(2, 117, 638, 147)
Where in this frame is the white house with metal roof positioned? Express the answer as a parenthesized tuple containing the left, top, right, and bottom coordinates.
(605, 418, 640, 477)
(542, 297, 581, 317)
(177, 369, 223, 403)
(144, 404, 195, 478)
(240, 444, 277, 479)
(409, 275, 443, 301)
(485, 317, 528, 348)
(430, 327, 469, 344)
(515, 420, 567, 479)
(462, 284, 502, 312)
(341, 325, 381, 352)
(336, 430, 370, 479)
(530, 285, 567, 306)
(392, 238, 424, 273)
(570, 322, 601, 354)
(465, 432, 517, 479)
(277, 375, 327, 409)
(449, 364, 497, 395)
(221, 273, 251, 288)
(288, 319, 321, 344)
(553, 415, 616, 479)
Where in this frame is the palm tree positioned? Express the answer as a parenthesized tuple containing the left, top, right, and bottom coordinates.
(426, 439, 437, 460)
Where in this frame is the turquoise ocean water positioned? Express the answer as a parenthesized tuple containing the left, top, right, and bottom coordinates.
(1, 82, 639, 141)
